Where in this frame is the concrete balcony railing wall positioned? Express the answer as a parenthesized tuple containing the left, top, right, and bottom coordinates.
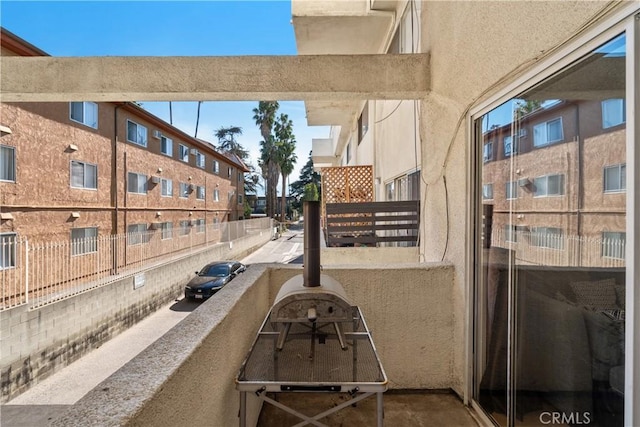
(52, 262, 455, 426)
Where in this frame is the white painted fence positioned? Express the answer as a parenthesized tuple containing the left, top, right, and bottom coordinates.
(0, 218, 273, 310)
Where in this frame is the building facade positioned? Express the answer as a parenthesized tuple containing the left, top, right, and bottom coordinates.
(0, 28, 247, 252)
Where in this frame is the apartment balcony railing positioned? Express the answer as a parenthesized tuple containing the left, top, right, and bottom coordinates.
(324, 200, 419, 247)
(0, 218, 273, 310)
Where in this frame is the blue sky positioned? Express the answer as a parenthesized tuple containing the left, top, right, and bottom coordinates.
(0, 1, 328, 193)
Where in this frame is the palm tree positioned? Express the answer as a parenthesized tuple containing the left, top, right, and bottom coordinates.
(253, 101, 280, 218)
(274, 114, 296, 222)
(214, 126, 248, 160)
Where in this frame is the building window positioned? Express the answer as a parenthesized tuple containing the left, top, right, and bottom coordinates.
(179, 182, 190, 198)
(0, 144, 16, 182)
(602, 231, 625, 259)
(127, 120, 148, 147)
(195, 151, 205, 168)
(603, 163, 626, 193)
(228, 167, 233, 178)
(503, 135, 516, 157)
(160, 136, 173, 157)
(238, 172, 242, 185)
(238, 194, 243, 205)
(505, 181, 518, 200)
(505, 225, 517, 243)
(71, 227, 98, 256)
(70, 160, 97, 190)
(483, 141, 493, 162)
(213, 160, 220, 174)
(534, 174, 564, 197)
(602, 98, 625, 129)
(179, 220, 191, 236)
(196, 186, 205, 200)
(161, 178, 173, 197)
(357, 102, 369, 144)
(213, 189, 220, 202)
(194, 219, 205, 233)
(161, 222, 173, 240)
(70, 102, 98, 129)
(385, 181, 395, 201)
(533, 117, 563, 147)
(228, 191, 234, 202)
(0, 233, 17, 270)
(127, 224, 149, 245)
(179, 144, 189, 162)
(346, 139, 352, 164)
(127, 172, 147, 194)
(530, 227, 564, 249)
(482, 184, 493, 200)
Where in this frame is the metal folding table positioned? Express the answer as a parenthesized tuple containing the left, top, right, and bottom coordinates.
(236, 306, 387, 427)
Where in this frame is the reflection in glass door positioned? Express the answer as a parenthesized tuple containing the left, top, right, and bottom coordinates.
(475, 34, 627, 427)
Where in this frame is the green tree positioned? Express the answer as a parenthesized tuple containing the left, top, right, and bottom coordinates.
(214, 126, 248, 160)
(290, 151, 321, 210)
(273, 114, 297, 221)
(303, 183, 319, 202)
(253, 101, 280, 218)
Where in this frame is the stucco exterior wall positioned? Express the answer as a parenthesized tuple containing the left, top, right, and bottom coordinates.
(419, 0, 610, 394)
(321, 246, 419, 265)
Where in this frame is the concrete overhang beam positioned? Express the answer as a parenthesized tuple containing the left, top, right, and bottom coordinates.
(0, 54, 429, 102)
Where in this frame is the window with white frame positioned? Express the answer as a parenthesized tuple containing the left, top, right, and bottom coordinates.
(160, 136, 173, 157)
(213, 189, 220, 202)
(127, 172, 147, 194)
(126, 120, 148, 147)
(505, 224, 518, 243)
(70, 102, 98, 129)
(346, 140, 352, 164)
(179, 144, 189, 162)
(71, 227, 98, 256)
(534, 174, 565, 197)
(533, 117, 563, 147)
(213, 160, 220, 174)
(127, 224, 149, 245)
(194, 219, 205, 233)
(483, 141, 493, 162)
(0, 233, 17, 270)
(0, 144, 16, 182)
(385, 181, 395, 201)
(179, 220, 191, 236)
(161, 222, 173, 240)
(530, 227, 564, 249)
(70, 160, 97, 190)
(161, 178, 173, 197)
(228, 167, 233, 178)
(603, 163, 626, 193)
(602, 231, 625, 259)
(601, 99, 625, 129)
(228, 190, 234, 201)
(195, 150, 205, 168)
(506, 181, 518, 200)
(238, 194, 243, 205)
(357, 102, 369, 144)
(179, 182, 190, 198)
(483, 184, 494, 200)
(196, 186, 205, 200)
(503, 135, 516, 157)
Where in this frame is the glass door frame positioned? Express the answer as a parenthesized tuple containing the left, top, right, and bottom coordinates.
(465, 7, 639, 426)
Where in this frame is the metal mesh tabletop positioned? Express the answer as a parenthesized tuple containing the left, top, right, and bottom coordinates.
(236, 306, 387, 393)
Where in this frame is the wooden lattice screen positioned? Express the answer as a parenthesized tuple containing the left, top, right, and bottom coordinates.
(320, 166, 374, 225)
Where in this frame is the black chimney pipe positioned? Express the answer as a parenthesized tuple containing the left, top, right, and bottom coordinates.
(303, 201, 321, 287)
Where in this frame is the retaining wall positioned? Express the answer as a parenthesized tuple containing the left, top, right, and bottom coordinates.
(0, 231, 271, 402)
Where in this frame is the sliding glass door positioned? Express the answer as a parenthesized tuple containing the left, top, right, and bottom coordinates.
(474, 29, 631, 427)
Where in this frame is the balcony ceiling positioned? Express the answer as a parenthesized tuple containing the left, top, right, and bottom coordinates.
(293, 12, 395, 132)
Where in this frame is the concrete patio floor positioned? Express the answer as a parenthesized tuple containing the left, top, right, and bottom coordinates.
(258, 390, 481, 426)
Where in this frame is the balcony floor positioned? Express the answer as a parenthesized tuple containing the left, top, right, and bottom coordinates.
(258, 390, 480, 426)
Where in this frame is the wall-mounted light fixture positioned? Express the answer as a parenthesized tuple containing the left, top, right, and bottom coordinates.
(67, 144, 79, 152)
(0, 212, 14, 221)
(71, 212, 81, 219)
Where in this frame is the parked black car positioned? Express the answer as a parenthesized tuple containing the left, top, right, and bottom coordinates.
(184, 261, 246, 301)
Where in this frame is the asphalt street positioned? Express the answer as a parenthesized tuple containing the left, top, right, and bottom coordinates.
(1, 225, 304, 426)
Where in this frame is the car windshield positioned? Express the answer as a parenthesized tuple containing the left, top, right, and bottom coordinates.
(200, 265, 230, 277)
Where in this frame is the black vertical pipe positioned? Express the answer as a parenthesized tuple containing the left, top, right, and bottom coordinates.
(303, 201, 321, 287)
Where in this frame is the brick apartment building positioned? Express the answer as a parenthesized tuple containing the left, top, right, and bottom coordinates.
(0, 28, 248, 250)
(482, 98, 626, 266)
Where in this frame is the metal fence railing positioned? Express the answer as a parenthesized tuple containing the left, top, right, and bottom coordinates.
(1, 218, 273, 310)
